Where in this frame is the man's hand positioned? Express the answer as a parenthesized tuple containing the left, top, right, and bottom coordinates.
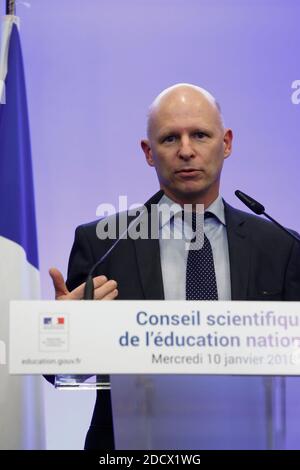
(49, 267, 118, 300)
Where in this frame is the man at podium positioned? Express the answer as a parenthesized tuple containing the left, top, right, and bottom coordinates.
(48, 83, 300, 449)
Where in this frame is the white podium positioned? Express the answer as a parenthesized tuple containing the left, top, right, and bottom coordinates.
(10, 300, 300, 449)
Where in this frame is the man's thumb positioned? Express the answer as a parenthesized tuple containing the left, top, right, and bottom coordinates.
(49, 267, 69, 298)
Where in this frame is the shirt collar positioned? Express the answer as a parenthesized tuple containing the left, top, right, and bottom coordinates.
(158, 195, 182, 229)
(206, 195, 226, 225)
(158, 194, 226, 229)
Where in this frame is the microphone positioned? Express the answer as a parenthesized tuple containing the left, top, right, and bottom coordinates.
(83, 189, 165, 299)
(235, 189, 300, 244)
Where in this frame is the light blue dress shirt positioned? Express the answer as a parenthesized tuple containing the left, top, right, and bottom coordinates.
(158, 194, 231, 300)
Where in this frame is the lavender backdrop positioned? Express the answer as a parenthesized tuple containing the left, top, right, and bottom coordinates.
(2, 0, 300, 449)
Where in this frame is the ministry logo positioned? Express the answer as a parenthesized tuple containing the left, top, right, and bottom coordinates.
(39, 313, 69, 352)
(41, 314, 67, 330)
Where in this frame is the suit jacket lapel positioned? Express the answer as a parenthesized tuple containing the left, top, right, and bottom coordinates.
(224, 202, 251, 300)
(134, 238, 164, 299)
(133, 206, 165, 300)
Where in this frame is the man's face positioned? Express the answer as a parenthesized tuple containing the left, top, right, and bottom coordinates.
(141, 90, 232, 207)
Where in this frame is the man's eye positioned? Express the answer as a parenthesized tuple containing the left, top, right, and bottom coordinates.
(163, 135, 176, 143)
(193, 132, 206, 139)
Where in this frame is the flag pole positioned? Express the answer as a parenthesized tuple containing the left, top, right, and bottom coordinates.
(6, 0, 16, 15)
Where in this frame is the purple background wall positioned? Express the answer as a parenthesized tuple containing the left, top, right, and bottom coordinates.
(2, 0, 300, 449)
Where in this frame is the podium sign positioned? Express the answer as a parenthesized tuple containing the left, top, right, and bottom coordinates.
(9, 300, 300, 375)
(9, 299, 299, 449)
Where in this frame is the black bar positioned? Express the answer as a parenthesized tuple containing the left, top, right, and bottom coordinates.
(0, 450, 298, 466)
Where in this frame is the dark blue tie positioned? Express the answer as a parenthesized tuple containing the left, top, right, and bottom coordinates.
(186, 212, 218, 300)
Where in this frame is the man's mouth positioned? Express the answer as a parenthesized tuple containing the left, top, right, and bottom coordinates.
(175, 168, 202, 177)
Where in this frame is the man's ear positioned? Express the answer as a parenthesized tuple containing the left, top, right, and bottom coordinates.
(223, 129, 233, 159)
(141, 139, 155, 167)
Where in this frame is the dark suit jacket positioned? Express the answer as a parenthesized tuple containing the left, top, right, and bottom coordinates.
(64, 201, 300, 449)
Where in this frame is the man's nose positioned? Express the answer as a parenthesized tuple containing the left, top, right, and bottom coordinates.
(178, 137, 195, 160)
